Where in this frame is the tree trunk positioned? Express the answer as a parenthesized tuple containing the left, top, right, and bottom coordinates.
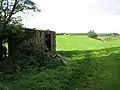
(8, 36, 18, 56)
(8, 37, 13, 56)
(0, 38, 3, 61)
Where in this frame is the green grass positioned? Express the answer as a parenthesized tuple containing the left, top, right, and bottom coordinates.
(1, 35, 120, 90)
(57, 35, 120, 90)
(56, 35, 120, 51)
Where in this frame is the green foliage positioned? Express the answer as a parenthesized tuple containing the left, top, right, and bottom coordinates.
(88, 30, 97, 38)
(0, 85, 9, 90)
(0, 0, 40, 60)
(5, 22, 25, 57)
(4, 21, 25, 40)
(0, 40, 64, 74)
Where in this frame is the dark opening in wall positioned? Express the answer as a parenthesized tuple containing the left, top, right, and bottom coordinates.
(45, 34, 51, 51)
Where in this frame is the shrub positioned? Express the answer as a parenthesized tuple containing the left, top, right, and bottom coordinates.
(0, 85, 9, 90)
(0, 40, 66, 74)
(88, 30, 97, 38)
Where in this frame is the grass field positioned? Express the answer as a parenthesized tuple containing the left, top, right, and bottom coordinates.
(56, 35, 120, 51)
(1, 35, 120, 90)
(57, 35, 120, 90)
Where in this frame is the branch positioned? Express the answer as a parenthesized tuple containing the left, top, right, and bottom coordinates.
(13, 7, 24, 14)
(5, 0, 18, 25)
(0, 0, 4, 14)
(3, 0, 9, 22)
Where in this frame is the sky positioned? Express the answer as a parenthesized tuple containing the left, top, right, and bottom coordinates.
(21, 0, 120, 33)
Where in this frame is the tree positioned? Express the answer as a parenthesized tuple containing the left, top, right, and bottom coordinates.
(0, 0, 40, 60)
(88, 30, 97, 38)
(6, 20, 25, 56)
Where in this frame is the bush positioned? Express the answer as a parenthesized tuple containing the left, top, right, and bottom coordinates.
(88, 30, 97, 38)
(0, 85, 9, 90)
(0, 40, 66, 74)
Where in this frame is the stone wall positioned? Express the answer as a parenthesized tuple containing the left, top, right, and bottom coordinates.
(24, 28, 56, 53)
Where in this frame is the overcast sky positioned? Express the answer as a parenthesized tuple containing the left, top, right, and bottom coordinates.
(21, 0, 120, 33)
